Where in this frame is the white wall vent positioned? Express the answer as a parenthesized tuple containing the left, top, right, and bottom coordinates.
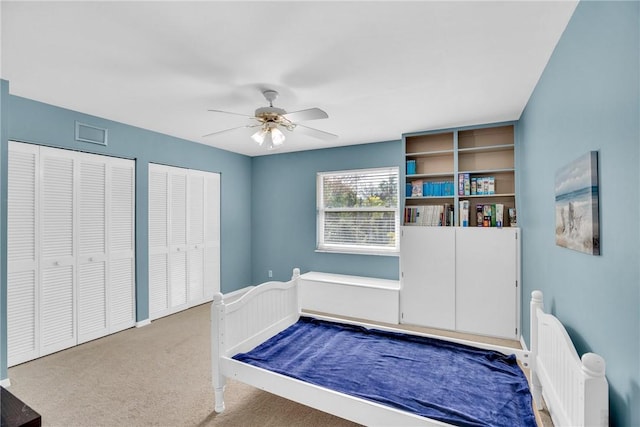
(75, 121, 108, 146)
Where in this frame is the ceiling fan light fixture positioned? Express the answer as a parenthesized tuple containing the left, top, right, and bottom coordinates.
(270, 127, 285, 146)
(251, 128, 267, 145)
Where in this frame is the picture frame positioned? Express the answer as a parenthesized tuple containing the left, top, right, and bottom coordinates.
(555, 151, 600, 255)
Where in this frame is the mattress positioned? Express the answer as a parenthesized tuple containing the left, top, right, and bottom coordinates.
(233, 317, 536, 427)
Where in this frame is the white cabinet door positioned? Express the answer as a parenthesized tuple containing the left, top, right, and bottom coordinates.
(39, 147, 77, 356)
(455, 228, 519, 339)
(7, 142, 39, 365)
(400, 227, 456, 330)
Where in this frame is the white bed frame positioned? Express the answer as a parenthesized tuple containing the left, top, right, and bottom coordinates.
(212, 269, 608, 426)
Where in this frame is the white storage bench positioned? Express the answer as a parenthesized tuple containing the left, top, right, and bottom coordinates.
(298, 271, 400, 324)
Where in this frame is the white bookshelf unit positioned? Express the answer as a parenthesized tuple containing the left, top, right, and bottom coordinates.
(400, 122, 520, 340)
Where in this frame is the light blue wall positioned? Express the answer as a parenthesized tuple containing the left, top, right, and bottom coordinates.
(0, 87, 253, 380)
(517, 2, 639, 425)
(250, 142, 402, 283)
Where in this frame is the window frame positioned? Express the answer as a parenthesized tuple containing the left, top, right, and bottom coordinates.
(316, 166, 400, 256)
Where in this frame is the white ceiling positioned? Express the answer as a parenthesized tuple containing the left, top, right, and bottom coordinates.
(1, 1, 578, 157)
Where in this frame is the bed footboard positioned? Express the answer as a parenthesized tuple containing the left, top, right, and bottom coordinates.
(211, 268, 301, 413)
(530, 291, 608, 426)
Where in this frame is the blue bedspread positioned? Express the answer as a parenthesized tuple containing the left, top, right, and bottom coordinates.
(233, 317, 536, 427)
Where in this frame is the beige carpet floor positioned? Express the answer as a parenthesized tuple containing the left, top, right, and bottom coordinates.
(7, 303, 549, 426)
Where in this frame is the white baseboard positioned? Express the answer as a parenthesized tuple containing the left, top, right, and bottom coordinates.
(135, 319, 151, 328)
(0, 378, 11, 387)
(520, 335, 529, 352)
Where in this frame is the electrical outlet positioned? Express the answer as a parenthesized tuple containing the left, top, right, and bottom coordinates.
(268, 270, 273, 278)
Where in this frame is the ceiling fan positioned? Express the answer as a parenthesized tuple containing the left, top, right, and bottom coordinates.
(203, 89, 337, 150)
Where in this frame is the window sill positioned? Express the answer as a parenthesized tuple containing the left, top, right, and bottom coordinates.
(315, 248, 400, 257)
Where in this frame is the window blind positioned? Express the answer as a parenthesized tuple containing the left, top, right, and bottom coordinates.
(317, 167, 399, 254)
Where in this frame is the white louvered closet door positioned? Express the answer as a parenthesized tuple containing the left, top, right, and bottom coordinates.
(148, 166, 170, 319)
(77, 157, 108, 344)
(170, 172, 188, 310)
(39, 146, 77, 357)
(109, 160, 136, 332)
(7, 142, 136, 366)
(188, 172, 205, 304)
(7, 142, 39, 366)
(203, 172, 221, 299)
(148, 164, 220, 320)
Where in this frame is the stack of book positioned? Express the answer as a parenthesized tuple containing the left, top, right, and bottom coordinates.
(404, 204, 454, 226)
(474, 203, 505, 227)
(410, 179, 455, 197)
(458, 174, 496, 196)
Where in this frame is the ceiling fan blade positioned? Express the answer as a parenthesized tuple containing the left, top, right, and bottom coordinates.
(295, 124, 338, 141)
(282, 107, 328, 122)
(207, 109, 254, 118)
(202, 124, 261, 138)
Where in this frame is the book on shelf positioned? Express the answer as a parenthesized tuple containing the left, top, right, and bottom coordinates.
(496, 204, 504, 227)
(404, 204, 453, 227)
(470, 176, 496, 195)
(411, 180, 423, 197)
(421, 180, 455, 197)
(458, 173, 470, 196)
(406, 160, 416, 175)
(459, 200, 469, 227)
(475, 203, 505, 227)
(508, 208, 517, 227)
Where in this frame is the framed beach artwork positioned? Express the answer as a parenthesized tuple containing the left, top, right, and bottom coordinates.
(555, 151, 600, 255)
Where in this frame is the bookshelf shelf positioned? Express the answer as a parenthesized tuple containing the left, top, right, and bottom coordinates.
(403, 123, 516, 227)
(406, 172, 455, 179)
(463, 193, 515, 198)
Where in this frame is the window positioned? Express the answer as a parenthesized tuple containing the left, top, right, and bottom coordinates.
(317, 167, 400, 255)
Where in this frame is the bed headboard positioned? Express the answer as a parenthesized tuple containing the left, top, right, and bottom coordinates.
(530, 291, 609, 426)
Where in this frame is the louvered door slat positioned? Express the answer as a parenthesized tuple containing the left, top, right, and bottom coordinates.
(41, 265, 75, 354)
(149, 170, 168, 249)
(79, 161, 106, 256)
(110, 258, 135, 330)
(171, 174, 187, 246)
(41, 155, 74, 259)
(111, 165, 134, 252)
(7, 271, 37, 365)
(8, 149, 37, 264)
(170, 251, 187, 308)
(189, 173, 204, 244)
(78, 261, 107, 343)
(149, 253, 169, 317)
(189, 249, 204, 303)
